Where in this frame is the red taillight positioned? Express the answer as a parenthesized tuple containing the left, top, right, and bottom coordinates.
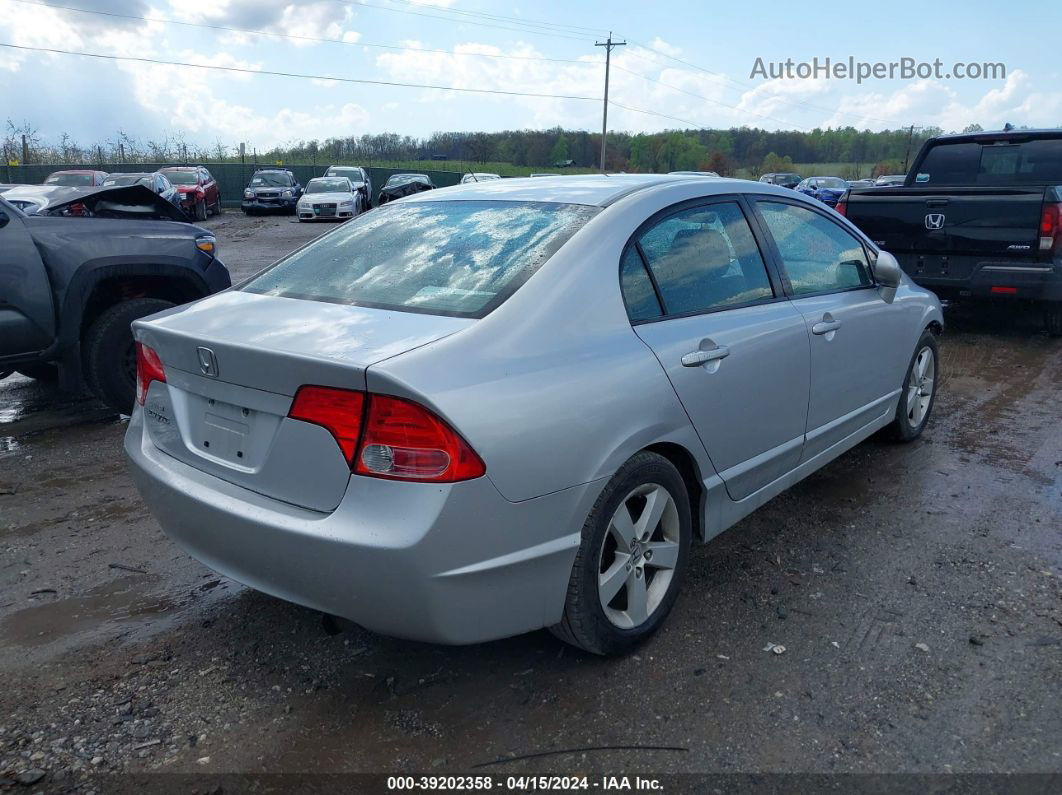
(991, 286, 1018, 294)
(355, 395, 485, 482)
(288, 386, 365, 463)
(286, 388, 485, 482)
(1040, 203, 1061, 251)
(135, 342, 166, 405)
(834, 197, 847, 217)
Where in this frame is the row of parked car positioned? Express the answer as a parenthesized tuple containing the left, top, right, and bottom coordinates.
(758, 172, 907, 208)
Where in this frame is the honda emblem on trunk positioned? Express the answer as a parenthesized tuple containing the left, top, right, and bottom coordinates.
(925, 213, 945, 230)
(196, 347, 219, 378)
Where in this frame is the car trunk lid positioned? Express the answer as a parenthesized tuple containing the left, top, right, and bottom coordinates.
(133, 290, 472, 511)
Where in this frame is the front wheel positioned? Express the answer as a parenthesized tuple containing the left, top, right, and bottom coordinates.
(82, 298, 175, 414)
(550, 451, 691, 656)
(1045, 304, 1062, 337)
(887, 329, 939, 442)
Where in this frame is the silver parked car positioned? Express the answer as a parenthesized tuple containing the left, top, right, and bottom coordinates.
(125, 175, 943, 655)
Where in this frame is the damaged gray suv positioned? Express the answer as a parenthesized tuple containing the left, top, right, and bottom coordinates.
(126, 175, 943, 655)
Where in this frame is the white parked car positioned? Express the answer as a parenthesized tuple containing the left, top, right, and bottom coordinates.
(460, 172, 502, 184)
(296, 177, 360, 222)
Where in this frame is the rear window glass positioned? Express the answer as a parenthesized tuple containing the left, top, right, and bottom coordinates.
(916, 138, 1062, 185)
(243, 200, 598, 318)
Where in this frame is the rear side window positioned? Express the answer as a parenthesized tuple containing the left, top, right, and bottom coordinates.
(622, 201, 774, 318)
(244, 200, 597, 318)
(916, 138, 1062, 186)
(757, 201, 871, 295)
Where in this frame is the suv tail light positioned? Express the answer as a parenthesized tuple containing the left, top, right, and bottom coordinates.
(286, 387, 485, 483)
(135, 342, 166, 405)
(1040, 202, 1061, 251)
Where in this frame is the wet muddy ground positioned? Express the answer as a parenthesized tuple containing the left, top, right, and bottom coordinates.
(0, 212, 1059, 790)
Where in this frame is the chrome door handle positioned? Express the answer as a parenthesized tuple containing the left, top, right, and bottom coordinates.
(681, 346, 730, 367)
(812, 320, 842, 335)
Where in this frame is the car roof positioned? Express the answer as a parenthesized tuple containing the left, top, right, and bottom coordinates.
(400, 174, 764, 207)
(49, 170, 102, 175)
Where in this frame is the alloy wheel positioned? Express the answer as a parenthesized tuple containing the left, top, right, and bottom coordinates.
(906, 346, 935, 427)
(598, 483, 681, 629)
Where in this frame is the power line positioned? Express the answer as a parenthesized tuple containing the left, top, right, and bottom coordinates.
(0, 42, 602, 101)
(329, 0, 592, 42)
(6, 0, 590, 66)
(620, 38, 910, 127)
(610, 63, 804, 130)
(380, 0, 607, 38)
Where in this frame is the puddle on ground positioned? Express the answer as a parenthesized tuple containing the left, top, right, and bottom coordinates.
(0, 576, 179, 648)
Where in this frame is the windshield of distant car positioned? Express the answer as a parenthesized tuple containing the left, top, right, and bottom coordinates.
(103, 175, 151, 187)
(45, 173, 94, 186)
(163, 170, 198, 185)
(816, 178, 847, 189)
(250, 172, 294, 187)
(384, 174, 428, 187)
(326, 168, 363, 179)
(244, 200, 598, 318)
(305, 178, 350, 194)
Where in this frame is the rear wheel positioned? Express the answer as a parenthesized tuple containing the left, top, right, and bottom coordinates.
(82, 298, 175, 414)
(550, 452, 691, 656)
(887, 329, 938, 441)
(1045, 304, 1062, 337)
(194, 198, 207, 221)
(208, 197, 221, 216)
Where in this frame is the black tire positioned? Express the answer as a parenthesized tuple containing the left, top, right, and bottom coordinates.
(1045, 304, 1062, 337)
(82, 298, 175, 414)
(194, 198, 207, 221)
(550, 451, 692, 656)
(15, 363, 58, 381)
(887, 329, 939, 442)
(209, 196, 221, 216)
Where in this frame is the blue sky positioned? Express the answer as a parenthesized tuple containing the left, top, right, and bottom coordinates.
(1, 0, 1059, 151)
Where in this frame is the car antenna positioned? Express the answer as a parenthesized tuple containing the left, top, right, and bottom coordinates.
(465, 168, 478, 182)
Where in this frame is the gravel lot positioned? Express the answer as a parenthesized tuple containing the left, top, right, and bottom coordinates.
(0, 211, 1059, 790)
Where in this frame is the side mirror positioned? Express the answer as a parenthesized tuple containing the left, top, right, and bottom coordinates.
(872, 250, 903, 303)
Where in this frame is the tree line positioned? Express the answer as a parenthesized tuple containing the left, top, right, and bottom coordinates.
(4, 118, 1004, 178)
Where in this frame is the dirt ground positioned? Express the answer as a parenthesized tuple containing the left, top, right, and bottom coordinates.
(0, 210, 1059, 791)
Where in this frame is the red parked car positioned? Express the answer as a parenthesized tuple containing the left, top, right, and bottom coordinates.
(44, 170, 108, 187)
(159, 166, 221, 220)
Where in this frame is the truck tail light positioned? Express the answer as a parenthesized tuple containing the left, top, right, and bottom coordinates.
(834, 197, 848, 217)
(135, 342, 166, 405)
(1040, 202, 1061, 251)
(287, 388, 485, 482)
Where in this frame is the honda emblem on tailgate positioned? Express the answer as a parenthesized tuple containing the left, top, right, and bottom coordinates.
(925, 213, 945, 230)
(196, 346, 219, 378)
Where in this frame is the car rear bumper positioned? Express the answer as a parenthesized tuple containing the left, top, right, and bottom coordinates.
(124, 408, 597, 644)
(899, 256, 1062, 303)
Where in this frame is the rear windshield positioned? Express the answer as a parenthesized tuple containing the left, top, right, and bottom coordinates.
(45, 173, 93, 186)
(915, 138, 1062, 186)
(163, 170, 198, 185)
(103, 175, 150, 187)
(243, 200, 598, 318)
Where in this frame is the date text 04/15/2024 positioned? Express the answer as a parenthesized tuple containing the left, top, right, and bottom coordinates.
(386, 775, 664, 791)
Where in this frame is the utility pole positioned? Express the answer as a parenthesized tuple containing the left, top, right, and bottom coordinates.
(595, 32, 625, 173)
(902, 124, 916, 173)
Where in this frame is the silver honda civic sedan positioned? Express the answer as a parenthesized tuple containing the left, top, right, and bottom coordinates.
(125, 175, 943, 655)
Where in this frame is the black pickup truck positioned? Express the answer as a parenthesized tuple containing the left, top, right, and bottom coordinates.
(838, 129, 1062, 334)
(0, 185, 231, 412)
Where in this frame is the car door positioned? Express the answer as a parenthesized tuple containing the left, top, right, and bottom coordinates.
(625, 198, 812, 502)
(0, 200, 56, 358)
(753, 197, 907, 461)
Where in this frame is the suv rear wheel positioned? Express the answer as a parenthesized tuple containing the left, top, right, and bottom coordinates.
(82, 297, 175, 414)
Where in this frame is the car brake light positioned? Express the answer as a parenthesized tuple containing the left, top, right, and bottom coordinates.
(135, 342, 166, 405)
(286, 387, 485, 482)
(356, 395, 485, 482)
(834, 197, 847, 217)
(288, 386, 365, 463)
(1040, 203, 1061, 251)
(991, 286, 1018, 294)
